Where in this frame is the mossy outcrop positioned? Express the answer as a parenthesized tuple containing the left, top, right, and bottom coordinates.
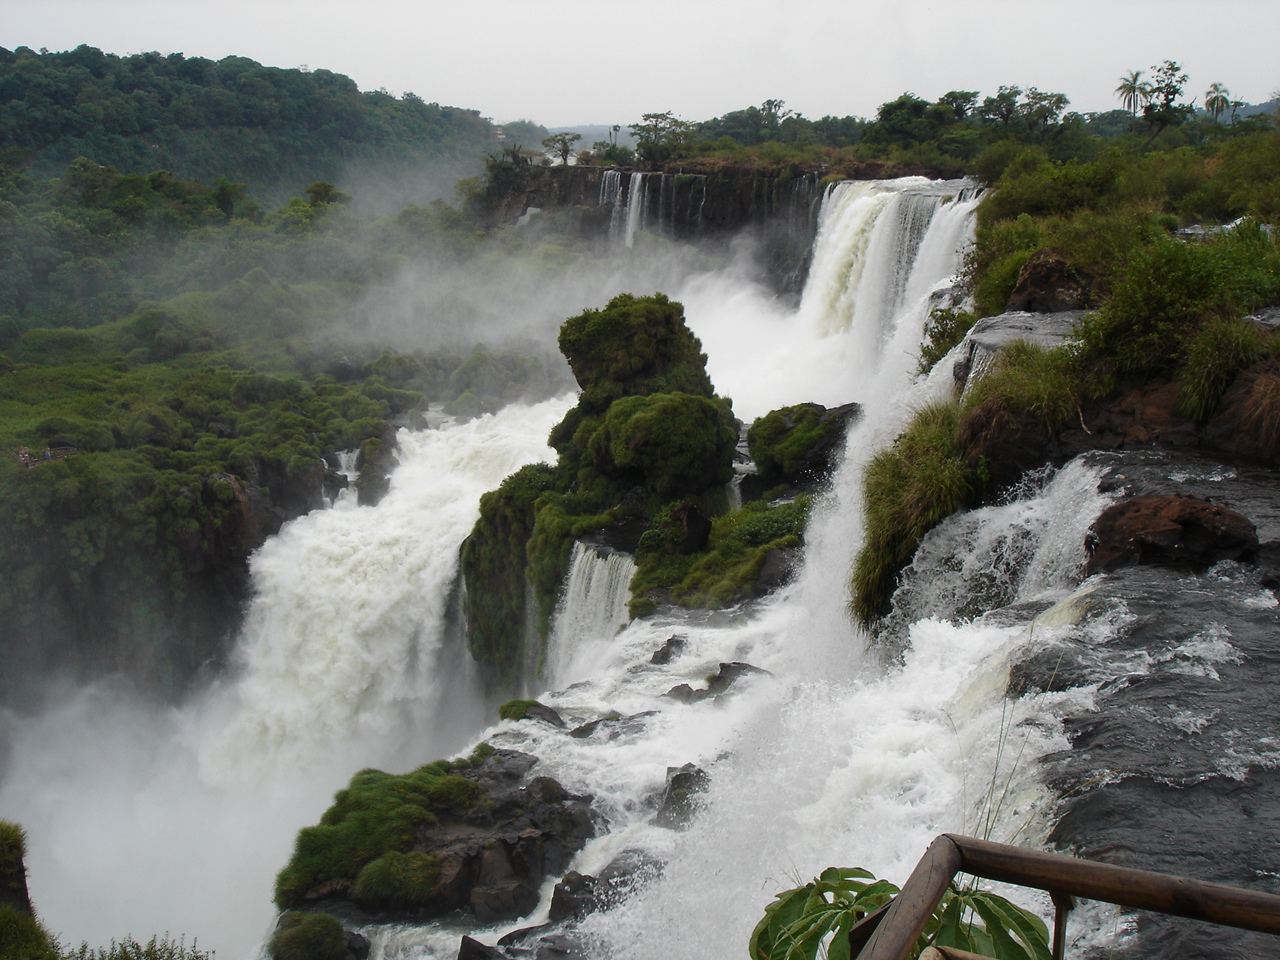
(746, 402, 860, 489)
(274, 748, 594, 926)
(461, 293, 739, 691)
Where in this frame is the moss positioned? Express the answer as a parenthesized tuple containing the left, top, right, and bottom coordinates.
(631, 496, 812, 613)
(590, 393, 737, 498)
(747, 403, 844, 485)
(852, 403, 970, 627)
(353, 851, 444, 912)
(499, 698, 542, 721)
(274, 764, 480, 909)
(268, 912, 347, 960)
(557, 293, 715, 412)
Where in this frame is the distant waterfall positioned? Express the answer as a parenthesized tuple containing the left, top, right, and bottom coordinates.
(544, 542, 637, 688)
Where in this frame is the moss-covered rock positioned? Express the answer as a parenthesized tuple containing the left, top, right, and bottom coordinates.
(556, 292, 714, 413)
(590, 393, 737, 498)
(746, 402, 859, 488)
(268, 912, 349, 960)
(460, 463, 558, 685)
(274, 749, 594, 925)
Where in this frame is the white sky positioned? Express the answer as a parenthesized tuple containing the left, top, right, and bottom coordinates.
(5, 0, 1278, 127)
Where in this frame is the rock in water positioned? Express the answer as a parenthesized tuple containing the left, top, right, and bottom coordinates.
(1085, 494, 1258, 574)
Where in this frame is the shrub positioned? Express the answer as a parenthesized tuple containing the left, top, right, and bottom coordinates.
(1177, 317, 1270, 421)
(750, 866, 1049, 960)
(918, 308, 979, 373)
(353, 851, 444, 911)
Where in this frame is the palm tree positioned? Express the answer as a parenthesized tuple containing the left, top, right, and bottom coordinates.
(1205, 82, 1231, 123)
(1114, 70, 1151, 128)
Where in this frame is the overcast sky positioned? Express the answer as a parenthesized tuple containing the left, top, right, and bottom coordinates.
(6, 1, 1278, 127)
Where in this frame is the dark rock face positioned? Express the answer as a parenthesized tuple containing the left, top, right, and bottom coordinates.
(1085, 494, 1258, 574)
(667, 500, 712, 554)
(652, 763, 711, 830)
(1004, 254, 1096, 313)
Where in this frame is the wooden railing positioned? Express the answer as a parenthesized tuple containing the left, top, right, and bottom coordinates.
(849, 834, 1280, 960)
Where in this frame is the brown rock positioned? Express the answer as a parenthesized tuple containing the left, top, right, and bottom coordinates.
(1085, 495, 1258, 575)
(1005, 253, 1096, 313)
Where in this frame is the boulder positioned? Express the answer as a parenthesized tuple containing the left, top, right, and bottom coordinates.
(666, 500, 712, 555)
(1084, 495, 1258, 575)
(663, 662, 770, 704)
(951, 312, 1080, 395)
(649, 634, 688, 665)
(652, 763, 711, 830)
(1004, 253, 1096, 313)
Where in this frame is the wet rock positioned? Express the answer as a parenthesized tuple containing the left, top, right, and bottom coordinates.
(523, 703, 566, 727)
(1004, 254, 1097, 313)
(1085, 495, 1258, 575)
(344, 930, 372, 960)
(951, 311, 1079, 395)
(649, 634, 688, 665)
(663, 662, 770, 703)
(459, 935, 511, 960)
(568, 712, 656, 740)
(667, 499, 712, 554)
(754, 546, 801, 594)
(652, 763, 711, 830)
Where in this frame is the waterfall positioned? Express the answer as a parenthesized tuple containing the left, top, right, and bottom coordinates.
(544, 542, 638, 689)
(623, 172, 647, 247)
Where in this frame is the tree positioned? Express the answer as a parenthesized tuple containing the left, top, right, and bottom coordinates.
(1205, 82, 1231, 123)
(979, 86, 1023, 129)
(938, 90, 979, 122)
(1114, 69, 1151, 127)
(1018, 88, 1070, 142)
(541, 132, 581, 165)
(628, 112, 694, 168)
(1141, 60, 1193, 146)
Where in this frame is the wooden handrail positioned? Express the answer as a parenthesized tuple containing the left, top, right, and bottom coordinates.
(853, 834, 1280, 960)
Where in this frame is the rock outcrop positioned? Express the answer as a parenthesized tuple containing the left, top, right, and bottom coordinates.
(277, 749, 596, 926)
(1085, 495, 1258, 575)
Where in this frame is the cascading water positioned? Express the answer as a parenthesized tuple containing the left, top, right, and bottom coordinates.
(544, 543, 637, 690)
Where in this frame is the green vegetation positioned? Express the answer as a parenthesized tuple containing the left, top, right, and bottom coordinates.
(268, 913, 347, 960)
(498, 699, 543, 721)
(853, 404, 969, 625)
(0, 45, 498, 205)
(750, 866, 1049, 960)
(630, 496, 812, 616)
(747, 403, 848, 485)
(274, 761, 480, 910)
(918, 307, 979, 373)
(59, 939, 212, 960)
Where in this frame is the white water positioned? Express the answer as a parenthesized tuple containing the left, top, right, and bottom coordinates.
(544, 543, 637, 689)
(1, 178, 1114, 960)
